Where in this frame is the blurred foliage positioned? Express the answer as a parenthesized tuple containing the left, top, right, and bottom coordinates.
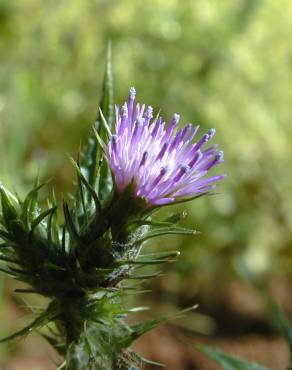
(1, 0, 292, 365)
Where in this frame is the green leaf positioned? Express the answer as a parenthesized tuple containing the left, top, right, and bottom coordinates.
(194, 343, 272, 370)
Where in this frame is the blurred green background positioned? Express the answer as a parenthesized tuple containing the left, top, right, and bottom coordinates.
(1, 0, 292, 368)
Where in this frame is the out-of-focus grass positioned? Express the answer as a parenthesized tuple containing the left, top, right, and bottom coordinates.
(0, 0, 292, 364)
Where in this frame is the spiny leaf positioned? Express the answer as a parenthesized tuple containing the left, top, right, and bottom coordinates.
(46, 202, 54, 247)
(70, 157, 101, 216)
(63, 201, 81, 247)
(76, 166, 87, 223)
(138, 251, 180, 260)
(0, 242, 17, 248)
(139, 357, 165, 368)
(42, 333, 66, 356)
(129, 219, 175, 227)
(61, 225, 67, 254)
(79, 43, 113, 202)
(98, 42, 114, 135)
(98, 107, 112, 138)
(96, 44, 114, 201)
(126, 306, 149, 313)
(29, 206, 57, 237)
(134, 212, 186, 227)
(14, 288, 39, 294)
(8, 266, 31, 279)
(268, 304, 292, 370)
(83, 321, 100, 367)
(0, 265, 19, 278)
(0, 254, 18, 264)
(50, 189, 60, 246)
(194, 343, 271, 370)
(152, 192, 208, 209)
(128, 305, 198, 344)
(0, 230, 13, 241)
(126, 271, 162, 280)
(117, 259, 173, 266)
(136, 226, 198, 244)
(21, 180, 47, 228)
(73, 145, 88, 225)
(0, 185, 19, 204)
(0, 186, 19, 227)
(57, 361, 66, 370)
(0, 301, 60, 343)
(163, 211, 187, 224)
(92, 127, 107, 155)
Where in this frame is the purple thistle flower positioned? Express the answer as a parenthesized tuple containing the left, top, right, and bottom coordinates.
(107, 88, 225, 206)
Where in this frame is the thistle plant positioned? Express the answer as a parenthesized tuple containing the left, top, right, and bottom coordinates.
(0, 50, 224, 369)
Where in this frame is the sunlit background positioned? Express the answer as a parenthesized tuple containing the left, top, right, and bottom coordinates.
(1, 0, 292, 369)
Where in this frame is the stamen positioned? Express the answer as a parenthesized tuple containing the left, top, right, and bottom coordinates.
(152, 167, 167, 187)
(157, 143, 168, 160)
(173, 165, 189, 182)
(139, 151, 148, 167)
(188, 150, 203, 168)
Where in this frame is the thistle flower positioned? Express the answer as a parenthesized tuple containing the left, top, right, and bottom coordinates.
(108, 87, 225, 205)
(0, 50, 227, 370)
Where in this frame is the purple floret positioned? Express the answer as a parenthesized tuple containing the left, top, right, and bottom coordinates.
(107, 87, 225, 205)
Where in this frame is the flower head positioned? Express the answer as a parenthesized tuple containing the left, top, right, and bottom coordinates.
(107, 88, 225, 205)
